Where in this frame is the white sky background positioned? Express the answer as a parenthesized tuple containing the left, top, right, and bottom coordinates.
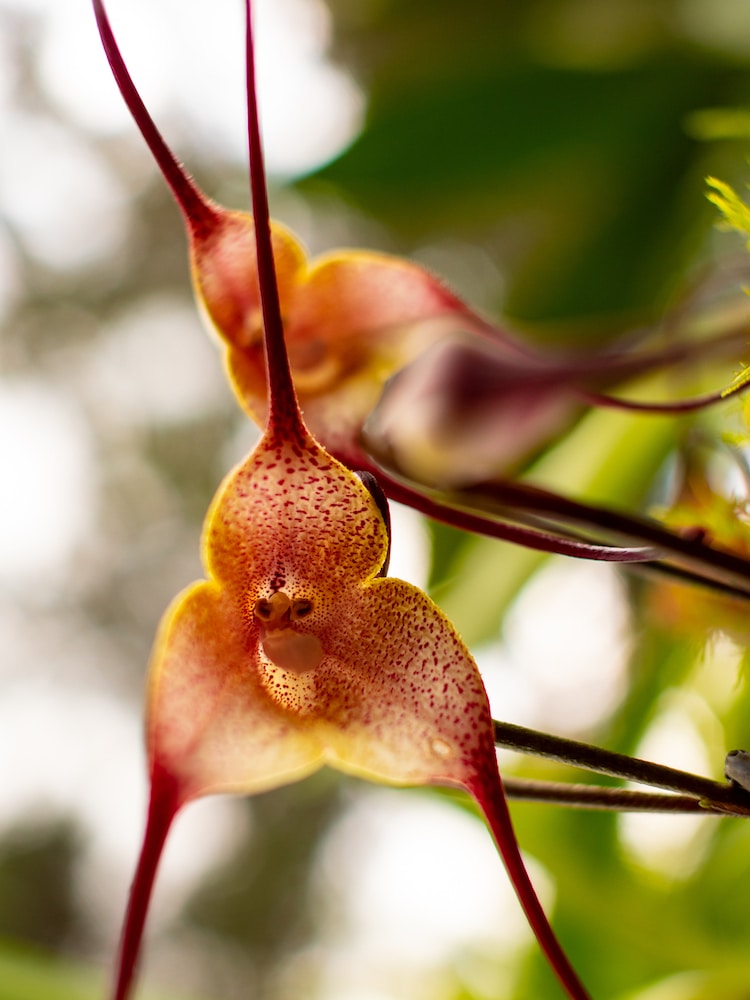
(36, 0, 365, 175)
(0, 1, 726, 996)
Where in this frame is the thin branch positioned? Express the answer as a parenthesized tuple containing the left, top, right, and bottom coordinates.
(493, 720, 750, 816)
(627, 558, 750, 602)
(502, 778, 725, 813)
(463, 478, 750, 593)
(373, 464, 750, 602)
(579, 386, 732, 415)
(377, 470, 659, 563)
(92, 0, 215, 231)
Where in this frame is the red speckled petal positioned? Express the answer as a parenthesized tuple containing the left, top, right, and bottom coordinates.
(146, 572, 493, 801)
(146, 564, 590, 1000)
(147, 580, 325, 802)
(204, 427, 389, 597)
(148, 431, 491, 801)
(145, 426, 389, 802)
(148, 545, 495, 802)
(311, 576, 497, 787)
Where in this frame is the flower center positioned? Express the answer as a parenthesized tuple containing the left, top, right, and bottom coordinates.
(253, 591, 323, 674)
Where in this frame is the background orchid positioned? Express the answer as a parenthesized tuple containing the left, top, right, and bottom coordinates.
(7, 1, 750, 999)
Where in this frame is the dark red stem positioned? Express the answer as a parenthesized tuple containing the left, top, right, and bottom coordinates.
(502, 777, 724, 814)
(111, 771, 181, 1000)
(492, 719, 750, 807)
(92, 0, 216, 234)
(244, 0, 306, 440)
(470, 771, 591, 999)
(459, 475, 750, 590)
(580, 385, 735, 414)
(362, 461, 750, 597)
(369, 466, 658, 563)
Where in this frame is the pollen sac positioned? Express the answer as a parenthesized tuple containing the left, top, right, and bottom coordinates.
(254, 591, 323, 674)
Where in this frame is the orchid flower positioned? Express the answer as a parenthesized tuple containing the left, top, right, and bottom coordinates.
(94, 0, 533, 474)
(93, 1, 747, 484)
(94, 2, 590, 999)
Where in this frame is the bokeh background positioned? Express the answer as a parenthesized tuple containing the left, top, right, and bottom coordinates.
(4, 0, 750, 998)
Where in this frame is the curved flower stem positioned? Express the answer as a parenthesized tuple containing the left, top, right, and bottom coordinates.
(628, 560, 750, 603)
(372, 463, 750, 601)
(376, 469, 659, 563)
(502, 777, 744, 815)
(398, 470, 750, 597)
(462, 478, 750, 590)
(244, 0, 305, 442)
(579, 386, 733, 414)
(493, 720, 750, 815)
(92, 0, 216, 234)
(367, 424, 750, 593)
(471, 772, 592, 1000)
(374, 464, 750, 600)
(111, 770, 181, 1000)
(545, 309, 750, 383)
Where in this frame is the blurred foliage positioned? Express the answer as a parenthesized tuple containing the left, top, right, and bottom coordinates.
(309, 0, 750, 331)
(181, 773, 344, 989)
(6, 0, 750, 999)
(0, 820, 82, 952)
(0, 942, 203, 1000)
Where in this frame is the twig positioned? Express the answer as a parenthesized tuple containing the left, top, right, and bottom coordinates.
(494, 720, 750, 816)
(466, 479, 750, 596)
(503, 777, 735, 815)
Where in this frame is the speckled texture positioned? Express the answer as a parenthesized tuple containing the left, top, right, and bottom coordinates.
(147, 425, 497, 802)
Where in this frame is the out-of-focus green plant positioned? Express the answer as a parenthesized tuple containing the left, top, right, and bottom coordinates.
(0, 942, 198, 1000)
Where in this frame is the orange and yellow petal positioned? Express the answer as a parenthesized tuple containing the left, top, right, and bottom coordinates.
(212, 242, 496, 446)
(147, 580, 324, 802)
(189, 209, 306, 359)
(313, 576, 497, 788)
(203, 428, 389, 597)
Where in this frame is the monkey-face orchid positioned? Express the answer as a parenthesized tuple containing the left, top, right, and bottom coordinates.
(149, 429, 504, 808)
(94, 2, 590, 998)
(135, 375, 594, 998)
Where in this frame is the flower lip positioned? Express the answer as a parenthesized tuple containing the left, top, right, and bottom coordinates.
(254, 590, 323, 673)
